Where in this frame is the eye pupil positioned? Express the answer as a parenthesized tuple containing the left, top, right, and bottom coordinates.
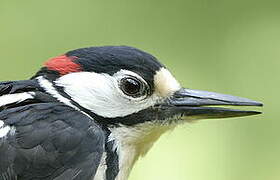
(120, 77, 146, 98)
(123, 78, 140, 95)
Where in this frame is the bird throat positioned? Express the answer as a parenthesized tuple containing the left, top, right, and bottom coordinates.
(107, 123, 175, 180)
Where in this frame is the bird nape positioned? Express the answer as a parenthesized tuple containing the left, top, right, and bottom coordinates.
(0, 46, 262, 180)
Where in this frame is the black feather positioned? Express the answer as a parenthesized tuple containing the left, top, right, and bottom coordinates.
(0, 103, 105, 180)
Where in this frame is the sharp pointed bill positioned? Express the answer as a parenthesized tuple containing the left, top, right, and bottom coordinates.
(172, 88, 263, 106)
(157, 88, 263, 121)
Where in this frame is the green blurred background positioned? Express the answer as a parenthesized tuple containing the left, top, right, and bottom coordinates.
(0, 0, 278, 179)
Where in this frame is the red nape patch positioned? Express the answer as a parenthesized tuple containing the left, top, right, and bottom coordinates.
(44, 55, 81, 75)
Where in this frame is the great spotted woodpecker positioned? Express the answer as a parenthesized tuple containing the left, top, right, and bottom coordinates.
(0, 46, 262, 180)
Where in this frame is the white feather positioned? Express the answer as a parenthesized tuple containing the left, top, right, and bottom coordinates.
(0, 124, 11, 138)
(94, 152, 107, 180)
(36, 76, 75, 109)
(37, 76, 93, 120)
(0, 120, 3, 128)
(0, 92, 35, 138)
(0, 92, 35, 107)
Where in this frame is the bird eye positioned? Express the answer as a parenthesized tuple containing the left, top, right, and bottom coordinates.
(120, 77, 147, 98)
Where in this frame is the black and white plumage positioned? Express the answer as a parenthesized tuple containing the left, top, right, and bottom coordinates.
(0, 81, 106, 180)
(0, 46, 262, 180)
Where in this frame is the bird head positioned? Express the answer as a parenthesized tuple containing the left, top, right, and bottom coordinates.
(33, 46, 262, 167)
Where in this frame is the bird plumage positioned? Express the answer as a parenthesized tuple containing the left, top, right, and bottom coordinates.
(0, 80, 105, 180)
(0, 46, 262, 180)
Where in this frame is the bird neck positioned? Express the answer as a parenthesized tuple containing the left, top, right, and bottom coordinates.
(108, 123, 175, 180)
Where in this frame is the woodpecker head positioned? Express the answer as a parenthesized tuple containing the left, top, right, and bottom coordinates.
(33, 46, 262, 163)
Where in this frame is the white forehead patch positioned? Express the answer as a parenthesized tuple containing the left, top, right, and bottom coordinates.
(154, 68, 181, 97)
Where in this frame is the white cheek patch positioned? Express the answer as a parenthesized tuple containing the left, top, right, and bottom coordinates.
(55, 71, 161, 118)
(154, 68, 181, 97)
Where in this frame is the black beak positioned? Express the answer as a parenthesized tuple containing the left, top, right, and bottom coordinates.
(162, 88, 263, 120)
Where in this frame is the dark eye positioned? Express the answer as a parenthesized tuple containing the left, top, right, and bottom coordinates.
(120, 77, 147, 98)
